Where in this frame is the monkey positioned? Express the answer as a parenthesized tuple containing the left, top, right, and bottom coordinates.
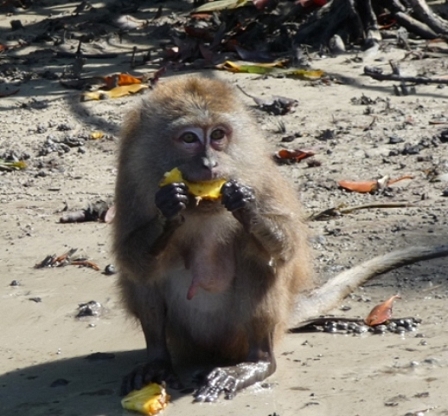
(113, 75, 448, 402)
(113, 75, 314, 402)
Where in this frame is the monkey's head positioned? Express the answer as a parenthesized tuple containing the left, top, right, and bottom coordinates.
(125, 76, 268, 186)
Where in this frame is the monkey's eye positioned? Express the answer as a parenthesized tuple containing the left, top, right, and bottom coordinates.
(210, 129, 225, 141)
(180, 132, 199, 144)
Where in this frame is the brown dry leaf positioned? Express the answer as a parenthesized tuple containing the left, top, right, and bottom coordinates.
(70, 260, 101, 271)
(274, 149, 315, 163)
(103, 73, 142, 89)
(365, 294, 401, 326)
(81, 84, 148, 101)
(338, 174, 413, 194)
(338, 179, 379, 193)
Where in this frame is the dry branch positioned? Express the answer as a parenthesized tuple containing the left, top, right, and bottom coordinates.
(364, 66, 448, 85)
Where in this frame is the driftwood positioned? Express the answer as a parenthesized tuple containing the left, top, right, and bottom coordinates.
(291, 245, 448, 327)
(293, 0, 448, 47)
(364, 59, 448, 85)
(364, 67, 448, 85)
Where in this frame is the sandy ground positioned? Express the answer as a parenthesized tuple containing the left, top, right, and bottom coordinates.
(1, 2, 448, 415)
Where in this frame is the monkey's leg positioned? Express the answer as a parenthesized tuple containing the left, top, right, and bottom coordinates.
(193, 336, 276, 402)
(120, 279, 182, 395)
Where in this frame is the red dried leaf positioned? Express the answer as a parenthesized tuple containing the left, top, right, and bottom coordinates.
(365, 294, 401, 326)
(103, 74, 142, 89)
(338, 180, 378, 193)
(275, 149, 315, 163)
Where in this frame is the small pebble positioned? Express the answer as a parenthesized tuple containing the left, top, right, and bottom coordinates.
(103, 264, 117, 276)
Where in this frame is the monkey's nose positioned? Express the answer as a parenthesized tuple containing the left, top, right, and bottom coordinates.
(201, 156, 218, 170)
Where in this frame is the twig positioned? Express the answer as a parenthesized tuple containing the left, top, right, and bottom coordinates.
(55, 51, 119, 59)
(309, 202, 415, 221)
(364, 66, 448, 85)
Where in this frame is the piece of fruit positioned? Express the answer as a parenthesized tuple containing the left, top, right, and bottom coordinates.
(159, 167, 226, 200)
(121, 383, 170, 415)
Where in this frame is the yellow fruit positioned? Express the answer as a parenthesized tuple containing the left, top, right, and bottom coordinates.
(159, 167, 226, 200)
(121, 383, 170, 415)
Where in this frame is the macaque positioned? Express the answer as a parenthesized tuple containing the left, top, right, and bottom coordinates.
(113, 75, 448, 402)
(113, 75, 313, 401)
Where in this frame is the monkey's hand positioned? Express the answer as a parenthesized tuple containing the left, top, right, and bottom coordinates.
(121, 359, 183, 396)
(221, 180, 255, 218)
(193, 361, 272, 402)
(221, 180, 289, 260)
(155, 183, 189, 220)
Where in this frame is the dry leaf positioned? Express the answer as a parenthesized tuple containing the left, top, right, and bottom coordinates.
(338, 179, 379, 193)
(194, 0, 250, 13)
(103, 73, 142, 89)
(216, 61, 325, 79)
(81, 84, 148, 101)
(90, 131, 104, 140)
(274, 149, 315, 163)
(338, 175, 413, 194)
(365, 294, 401, 326)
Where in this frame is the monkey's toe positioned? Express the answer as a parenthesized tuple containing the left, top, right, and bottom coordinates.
(121, 361, 183, 396)
(193, 367, 237, 402)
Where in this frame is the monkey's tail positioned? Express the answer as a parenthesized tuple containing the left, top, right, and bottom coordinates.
(290, 244, 448, 328)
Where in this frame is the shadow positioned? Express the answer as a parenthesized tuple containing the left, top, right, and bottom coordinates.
(0, 0, 194, 109)
(0, 349, 191, 416)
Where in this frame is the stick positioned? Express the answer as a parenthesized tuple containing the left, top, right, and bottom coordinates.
(309, 202, 415, 220)
(364, 66, 448, 85)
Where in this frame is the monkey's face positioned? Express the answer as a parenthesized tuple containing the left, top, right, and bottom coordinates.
(134, 77, 264, 187)
(172, 123, 232, 183)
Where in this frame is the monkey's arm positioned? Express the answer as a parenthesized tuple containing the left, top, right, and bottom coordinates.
(291, 244, 448, 327)
(116, 183, 188, 276)
(221, 180, 292, 261)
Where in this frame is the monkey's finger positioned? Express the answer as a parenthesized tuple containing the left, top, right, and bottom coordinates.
(193, 368, 235, 402)
(121, 367, 145, 395)
(155, 183, 189, 204)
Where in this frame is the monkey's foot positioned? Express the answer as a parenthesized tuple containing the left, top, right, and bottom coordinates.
(121, 359, 182, 396)
(193, 361, 271, 402)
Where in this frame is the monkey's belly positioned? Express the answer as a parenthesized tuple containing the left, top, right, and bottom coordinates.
(184, 244, 235, 300)
(165, 271, 240, 356)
